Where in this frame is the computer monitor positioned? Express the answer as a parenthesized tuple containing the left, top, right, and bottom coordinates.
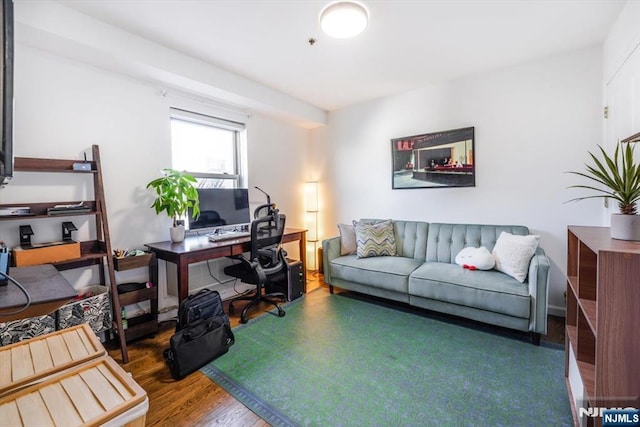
(187, 188, 251, 232)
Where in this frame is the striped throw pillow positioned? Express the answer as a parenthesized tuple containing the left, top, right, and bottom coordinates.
(354, 220, 397, 258)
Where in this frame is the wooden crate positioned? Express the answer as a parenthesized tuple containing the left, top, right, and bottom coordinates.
(113, 253, 153, 271)
(0, 356, 147, 426)
(0, 324, 105, 395)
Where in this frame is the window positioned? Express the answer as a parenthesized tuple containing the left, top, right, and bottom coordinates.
(170, 108, 246, 188)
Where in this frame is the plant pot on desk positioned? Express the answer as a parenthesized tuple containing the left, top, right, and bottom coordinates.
(170, 225, 185, 243)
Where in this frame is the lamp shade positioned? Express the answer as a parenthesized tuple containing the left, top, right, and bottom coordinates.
(305, 181, 319, 212)
(306, 211, 318, 242)
(320, 1, 369, 39)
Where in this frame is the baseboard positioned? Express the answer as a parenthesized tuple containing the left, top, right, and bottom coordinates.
(548, 304, 566, 317)
(158, 308, 178, 323)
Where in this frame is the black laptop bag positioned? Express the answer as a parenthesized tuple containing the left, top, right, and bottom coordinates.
(163, 316, 234, 379)
(176, 288, 230, 331)
(164, 289, 235, 379)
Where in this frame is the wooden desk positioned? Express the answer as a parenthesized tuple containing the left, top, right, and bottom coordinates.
(0, 264, 77, 322)
(145, 228, 307, 305)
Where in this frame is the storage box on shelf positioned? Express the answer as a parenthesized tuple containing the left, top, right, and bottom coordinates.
(13, 241, 81, 266)
(113, 252, 158, 342)
(565, 226, 640, 427)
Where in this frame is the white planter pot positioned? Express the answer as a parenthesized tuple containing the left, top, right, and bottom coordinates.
(169, 225, 186, 243)
(610, 214, 640, 241)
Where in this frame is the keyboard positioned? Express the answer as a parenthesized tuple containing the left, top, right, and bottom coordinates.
(207, 230, 250, 242)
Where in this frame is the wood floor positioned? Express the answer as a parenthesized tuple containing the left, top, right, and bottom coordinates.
(106, 273, 565, 426)
(105, 276, 325, 426)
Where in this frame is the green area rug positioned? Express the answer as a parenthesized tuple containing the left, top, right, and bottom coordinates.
(201, 292, 572, 427)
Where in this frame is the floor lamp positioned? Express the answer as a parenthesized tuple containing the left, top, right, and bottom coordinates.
(305, 182, 319, 271)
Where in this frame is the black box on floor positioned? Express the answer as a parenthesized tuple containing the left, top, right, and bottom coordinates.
(265, 259, 303, 301)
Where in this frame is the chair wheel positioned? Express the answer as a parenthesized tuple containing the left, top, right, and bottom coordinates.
(240, 316, 248, 324)
(277, 308, 285, 317)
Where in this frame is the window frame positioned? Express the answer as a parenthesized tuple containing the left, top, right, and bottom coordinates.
(169, 107, 247, 188)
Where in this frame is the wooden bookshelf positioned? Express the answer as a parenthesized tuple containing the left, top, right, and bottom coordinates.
(0, 146, 131, 363)
(565, 226, 640, 427)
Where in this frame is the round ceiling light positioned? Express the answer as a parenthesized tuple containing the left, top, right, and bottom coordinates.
(320, 1, 369, 39)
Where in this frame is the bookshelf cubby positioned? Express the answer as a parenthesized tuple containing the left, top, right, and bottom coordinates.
(113, 252, 159, 342)
(565, 226, 640, 427)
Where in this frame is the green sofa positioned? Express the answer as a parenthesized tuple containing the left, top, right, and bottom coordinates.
(322, 221, 550, 344)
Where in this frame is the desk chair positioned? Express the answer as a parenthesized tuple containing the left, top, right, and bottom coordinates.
(224, 212, 287, 323)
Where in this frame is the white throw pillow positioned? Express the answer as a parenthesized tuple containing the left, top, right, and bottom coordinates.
(337, 223, 357, 255)
(492, 232, 540, 283)
(454, 247, 495, 270)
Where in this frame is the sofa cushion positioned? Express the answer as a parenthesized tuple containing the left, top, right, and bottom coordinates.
(330, 255, 423, 294)
(426, 223, 530, 264)
(354, 220, 397, 258)
(408, 262, 530, 318)
(392, 220, 429, 260)
(358, 219, 429, 260)
(492, 232, 539, 283)
(337, 223, 357, 255)
(454, 246, 495, 270)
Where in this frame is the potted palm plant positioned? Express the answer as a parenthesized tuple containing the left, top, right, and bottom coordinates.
(567, 140, 640, 241)
(146, 169, 200, 243)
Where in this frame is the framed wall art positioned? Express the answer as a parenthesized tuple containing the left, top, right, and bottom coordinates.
(391, 126, 475, 189)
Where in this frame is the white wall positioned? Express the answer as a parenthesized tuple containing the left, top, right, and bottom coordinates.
(0, 44, 310, 313)
(312, 46, 605, 315)
(603, 0, 640, 221)
(15, 0, 325, 129)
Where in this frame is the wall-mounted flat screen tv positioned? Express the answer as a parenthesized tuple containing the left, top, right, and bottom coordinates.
(187, 188, 251, 231)
(0, 0, 13, 187)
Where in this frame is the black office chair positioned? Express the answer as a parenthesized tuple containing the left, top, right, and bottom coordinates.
(224, 211, 287, 323)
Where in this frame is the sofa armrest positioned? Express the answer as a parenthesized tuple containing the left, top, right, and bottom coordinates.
(322, 236, 342, 285)
(527, 247, 550, 334)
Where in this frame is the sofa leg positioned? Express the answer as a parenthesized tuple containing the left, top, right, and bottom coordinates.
(531, 332, 541, 346)
(329, 285, 334, 294)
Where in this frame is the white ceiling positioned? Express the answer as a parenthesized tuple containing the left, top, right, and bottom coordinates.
(56, 0, 625, 112)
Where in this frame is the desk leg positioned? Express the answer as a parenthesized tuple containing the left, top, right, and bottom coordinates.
(299, 231, 307, 291)
(177, 260, 189, 306)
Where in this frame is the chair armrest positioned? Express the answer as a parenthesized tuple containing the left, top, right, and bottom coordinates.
(527, 247, 550, 334)
(322, 236, 341, 285)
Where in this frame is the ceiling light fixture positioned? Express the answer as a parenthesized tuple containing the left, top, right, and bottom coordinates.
(320, 1, 369, 39)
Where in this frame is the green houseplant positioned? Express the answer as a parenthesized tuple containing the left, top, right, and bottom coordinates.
(567, 141, 640, 240)
(146, 169, 200, 242)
